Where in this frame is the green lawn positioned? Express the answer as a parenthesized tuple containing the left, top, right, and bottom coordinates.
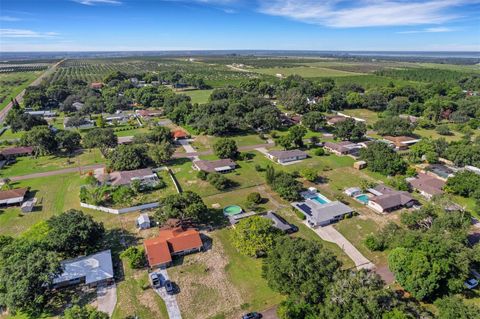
(0, 71, 43, 110)
(191, 133, 266, 152)
(177, 89, 213, 104)
(0, 149, 103, 178)
(414, 127, 479, 142)
(252, 66, 362, 78)
(341, 108, 380, 126)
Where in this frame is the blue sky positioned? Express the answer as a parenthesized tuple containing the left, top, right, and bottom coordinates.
(1, 0, 479, 51)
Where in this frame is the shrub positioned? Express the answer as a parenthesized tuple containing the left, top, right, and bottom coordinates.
(197, 170, 208, 181)
(120, 246, 147, 269)
(255, 164, 264, 172)
(364, 235, 384, 251)
(314, 148, 325, 156)
(436, 125, 452, 136)
(207, 173, 232, 190)
(247, 192, 262, 205)
(294, 209, 306, 220)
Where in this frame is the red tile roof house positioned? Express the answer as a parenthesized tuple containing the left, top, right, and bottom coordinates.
(0, 188, 28, 206)
(0, 146, 34, 159)
(171, 129, 189, 141)
(144, 227, 203, 268)
(193, 159, 236, 173)
(409, 173, 446, 200)
(367, 185, 417, 213)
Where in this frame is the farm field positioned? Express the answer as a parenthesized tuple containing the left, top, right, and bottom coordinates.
(0, 71, 42, 110)
(252, 66, 362, 78)
(177, 89, 213, 104)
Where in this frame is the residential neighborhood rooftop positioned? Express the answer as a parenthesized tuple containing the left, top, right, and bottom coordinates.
(267, 149, 307, 160)
(194, 159, 236, 173)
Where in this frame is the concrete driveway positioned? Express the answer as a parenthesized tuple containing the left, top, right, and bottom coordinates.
(96, 283, 117, 317)
(177, 139, 196, 153)
(154, 268, 182, 319)
(310, 224, 375, 270)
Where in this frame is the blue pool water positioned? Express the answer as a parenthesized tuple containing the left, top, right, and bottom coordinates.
(312, 196, 329, 205)
(355, 194, 369, 204)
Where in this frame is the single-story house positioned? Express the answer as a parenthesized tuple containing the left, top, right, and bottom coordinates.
(367, 185, 416, 213)
(326, 115, 348, 126)
(105, 112, 131, 123)
(90, 82, 104, 90)
(262, 211, 297, 233)
(409, 173, 445, 199)
(266, 149, 307, 164)
(292, 200, 353, 227)
(53, 250, 114, 288)
(137, 213, 151, 229)
(72, 102, 85, 111)
(25, 110, 56, 118)
(193, 159, 236, 173)
(96, 168, 159, 187)
(324, 141, 362, 156)
(118, 136, 134, 144)
(426, 164, 457, 181)
(63, 117, 95, 130)
(353, 160, 367, 170)
(344, 187, 362, 197)
(171, 129, 189, 140)
(144, 227, 203, 268)
(0, 146, 34, 159)
(0, 188, 28, 206)
(383, 136, 420, 150)
(135, 109, 164, 118)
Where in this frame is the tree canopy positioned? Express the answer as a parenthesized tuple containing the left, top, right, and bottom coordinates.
(232, 216, 281, 257)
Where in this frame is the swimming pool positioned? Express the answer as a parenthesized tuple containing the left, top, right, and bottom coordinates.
(355, 194, 369, 204)
(302, 191, 331, 205)
(312, 196, 330, 205)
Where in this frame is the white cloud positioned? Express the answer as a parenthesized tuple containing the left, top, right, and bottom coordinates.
(0, 29, 59, 38)
(0, 16, 21, 22)
(259, 0, 472, 28)
(73, 0, 122, 5)
(397, 27, 455, 34)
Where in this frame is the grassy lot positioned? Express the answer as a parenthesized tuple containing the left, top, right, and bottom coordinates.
(252, 66, 361, 78)
(414, 127, 479, 142)
(112, 258, 169, 319)
(0, 71, 42, 110)
(191, 133, 266, 152)
(0, 149, 103, 178)
(328, 74, 416, 89)
(341, 108, 380, 126)
(177, 89, 213, 104)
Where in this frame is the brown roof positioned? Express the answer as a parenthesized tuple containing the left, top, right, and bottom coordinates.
(101, 168, 155, 186)
(194, 159, 236, 173)
(324, 141, 357, 154)
(0, 188, 28, 201)
(144, 227, 202, 267)
(383, 136, 420, 148)
(326, 115, 347, 124)
(137, 109, 163, 117)
(0, 146, 34, 156)
(409, 173, 445, 196)
(370, 185, 415, 210)
(172, 130, 188, 139)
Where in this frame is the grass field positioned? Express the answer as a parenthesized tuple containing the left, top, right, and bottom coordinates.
(341, 108, 380, 126)
(177, 89, 213, 104)
(191, 134, 266, 152)
(0, 149, 103, 178)
(0, 71, 42, 110)
(252, 66, 361, 78)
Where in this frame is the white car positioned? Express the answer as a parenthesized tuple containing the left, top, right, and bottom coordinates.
(464, 278, 478, 289)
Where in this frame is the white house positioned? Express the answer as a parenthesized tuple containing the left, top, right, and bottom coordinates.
(0, 188, 28, 205)
(266, 149, 308, 164)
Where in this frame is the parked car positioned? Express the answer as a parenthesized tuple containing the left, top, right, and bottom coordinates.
(464, 278, 479, 289)
(242, 313, 262, 319)
(149, 272, 162, 288)
(164, 280, 175, 294)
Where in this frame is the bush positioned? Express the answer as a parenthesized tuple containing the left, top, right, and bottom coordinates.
(207, 173, 232, 190)
(120, 246, 147, 269)
(197, 170, 208, 180)
(294, 209, 306, 220)
(436, 125, 452, 136)
(364, 235, 384, 251)
(314, 148, 325, 156)
(246, 192, 262, 206)
(255, 164, 264, 172)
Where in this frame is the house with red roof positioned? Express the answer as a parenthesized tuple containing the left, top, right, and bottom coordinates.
(144, 227, 203, 268)
(171, 129, 189, 141)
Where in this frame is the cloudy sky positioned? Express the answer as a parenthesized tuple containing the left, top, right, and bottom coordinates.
(1, 0, 479, 51)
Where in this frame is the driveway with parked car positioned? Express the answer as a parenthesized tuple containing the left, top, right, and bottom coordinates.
(151, 268, 182, 319)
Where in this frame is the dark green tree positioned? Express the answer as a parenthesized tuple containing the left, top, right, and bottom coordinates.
(213, 138, 238, 159)
(232, 216, 280, 257)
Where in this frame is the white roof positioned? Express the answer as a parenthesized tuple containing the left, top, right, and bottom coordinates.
(53, 250, 114, 285)
(137, 213, 150, 225)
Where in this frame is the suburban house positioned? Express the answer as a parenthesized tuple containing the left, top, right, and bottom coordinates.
(95, 168, 159, 187)
(353, 160, 367, 170)
(25, 110, 56, 118)
(105, 112, 131, 123)
(0, 188, 28, 206)
(118, 136, 134, 144)
(425, 164, 457, 181)
(53, 250, 114, 288)
(326, 115, 347, 126)
(144, 227, 203, 268)
(266, 149, 308, 164)
(136, 109, 164, 118)
(324, 141, 362, 156)
(367, 185, 417, 213)
(171, 129, 189, 141)
(63, 117, 95, 129)
(137, 213, 151, 229)
(409, 173, 445, 199)
(292, 200, 353, 227)
(383, 136, 420, 150)
(0, 146, 34, 159)
(193, 159, 236, 173)
(90, 82, 104, 90)
(262, 211, 297, 233)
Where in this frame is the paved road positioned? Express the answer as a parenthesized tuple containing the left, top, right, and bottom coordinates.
(173, 142, 274, 159)
(154, 268, 182, 319)
(0, 59, 64, 123)
(96, 283, 117, 317)
(310, 224, 375, 270)
(9, 164, 105, 181)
